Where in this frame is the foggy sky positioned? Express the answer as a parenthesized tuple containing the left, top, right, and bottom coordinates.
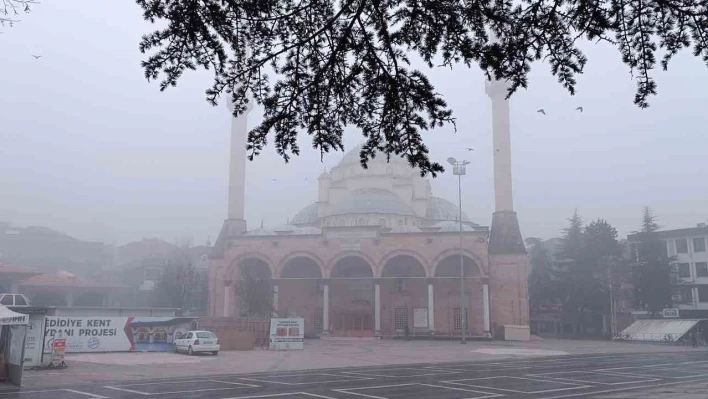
(2, 1, 707, 245)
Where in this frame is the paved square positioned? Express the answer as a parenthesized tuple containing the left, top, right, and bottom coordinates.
(526, 371, 660, 385)
(441, 376, 590, 394)
(226, 394, 338, 399)
(597, 367, 708, 379)
(342, 367, 459, 378)
(0, 390, 107, 399)
(333, 383, 501, 399)
(237, 373, 371, 385)
(104, 379, 259, 395)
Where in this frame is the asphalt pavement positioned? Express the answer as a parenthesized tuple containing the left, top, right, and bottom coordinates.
(2, 351, 708, 398)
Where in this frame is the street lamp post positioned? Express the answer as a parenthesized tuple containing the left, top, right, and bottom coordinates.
(448, 157, 470, 344)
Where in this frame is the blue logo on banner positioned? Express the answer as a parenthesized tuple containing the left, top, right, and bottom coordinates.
(87, 337, 100, 349)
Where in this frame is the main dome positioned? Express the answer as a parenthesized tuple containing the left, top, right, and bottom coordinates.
(336, 145, 410, 168)
(426, 197, 472, 223)
(330, 189, 415, 217)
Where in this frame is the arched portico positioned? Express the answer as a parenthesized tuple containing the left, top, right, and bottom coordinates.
(328, 255, 375, 337)
(379, 255, 428, 336)
(432, 253, 490, 337)
(225, 256, 274, 318)
(278, 256, 325, 336)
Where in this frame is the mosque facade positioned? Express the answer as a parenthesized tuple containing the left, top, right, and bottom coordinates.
(209, 78, 529, 338)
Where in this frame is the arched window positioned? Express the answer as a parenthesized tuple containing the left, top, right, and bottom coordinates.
(357, 218, 367, 226)
(379, 218, 387, 227)
(398, 219, 404, 226)
(338, 218, 346, 226)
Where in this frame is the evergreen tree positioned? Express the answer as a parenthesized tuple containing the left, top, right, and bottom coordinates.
(527, 237, 557, 317)
(633, 207, 676, 315)
(136, 0, 708, 175)
(554, 212, 625, 333)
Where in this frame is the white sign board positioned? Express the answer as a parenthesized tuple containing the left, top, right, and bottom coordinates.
(413, 308, 428, 328)
(662, 308, 680, 318)
(269, 318, 304, 351)
(23, 313, 45, 367)
(44, 317, 133, 353)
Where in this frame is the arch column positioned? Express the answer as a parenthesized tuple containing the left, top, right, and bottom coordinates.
(273, 280, 280, 317)
(323, 282, 330, 335)
(374, 279, 381, 336)
(483, 282, 491, 337)
(223, 280, 233, 317)
(427, 278, 435, 334)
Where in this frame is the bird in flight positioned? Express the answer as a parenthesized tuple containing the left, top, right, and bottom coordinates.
(576, 106, 584, 112)
(31, 55, 42, 59)
(465, 148, 474, 151)
(537, 109, 546, 115)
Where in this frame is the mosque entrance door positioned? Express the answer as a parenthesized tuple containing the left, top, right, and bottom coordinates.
(334, 300, 373, 337)
(330, 256, 375, 337)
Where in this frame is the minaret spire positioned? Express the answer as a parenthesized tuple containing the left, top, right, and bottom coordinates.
(226, 94, 253, 221)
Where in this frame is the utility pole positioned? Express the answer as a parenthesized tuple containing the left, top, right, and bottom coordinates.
(448, 157, 470, 344)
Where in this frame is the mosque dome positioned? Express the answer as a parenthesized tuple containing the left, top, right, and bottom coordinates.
(336, 145, 410, 168)
(432, 221, 480, 232)
(426, 197, 472, 223)
(290, 203, 319, 226)
(330, 189, 415, 217)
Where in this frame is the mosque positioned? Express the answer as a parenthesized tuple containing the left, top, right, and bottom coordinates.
(209, 78, 529, 339)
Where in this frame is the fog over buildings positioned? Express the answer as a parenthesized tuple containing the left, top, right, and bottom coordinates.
(1, 0, 707, 245)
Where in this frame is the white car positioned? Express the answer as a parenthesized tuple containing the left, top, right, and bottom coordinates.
(174, 330, 220, 356)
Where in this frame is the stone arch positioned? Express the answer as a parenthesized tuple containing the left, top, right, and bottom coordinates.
(328, 253, 376, 278)
(378, 250, 429, 278)
(434, 252, 482, 278)
(278, 253, 325, 279)
(227, 252, 275, 280)
(432, 248, 487, 276)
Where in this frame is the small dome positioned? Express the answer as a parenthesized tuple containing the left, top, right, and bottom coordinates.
(336, 145, 410, 168)
(330, 189, 414, 217)
(426, 197, 472, 223)
(389, 225, 422, 233)
(273, 224, 298, 233)
(318, 170, 331, 179)
(291, 203, 319, 226)
(433, 221, 479, 232)
(245, 228, 277, 236)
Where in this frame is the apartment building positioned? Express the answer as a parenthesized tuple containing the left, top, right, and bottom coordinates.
(628, 223, 708, 318)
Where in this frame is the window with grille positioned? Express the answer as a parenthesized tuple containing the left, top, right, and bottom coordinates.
(453, 308, 468, 331)
(314, 307, 324, 331)
(394, 308, 408, 330)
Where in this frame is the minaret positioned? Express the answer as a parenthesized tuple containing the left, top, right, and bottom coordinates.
(485, 74, 530, 334)
(226, 98, 253, 222)
(486, 80, 514, 213)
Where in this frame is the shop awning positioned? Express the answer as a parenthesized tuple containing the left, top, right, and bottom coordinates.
(616, 319, 700, 342)
(0, 306, 29, 326)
